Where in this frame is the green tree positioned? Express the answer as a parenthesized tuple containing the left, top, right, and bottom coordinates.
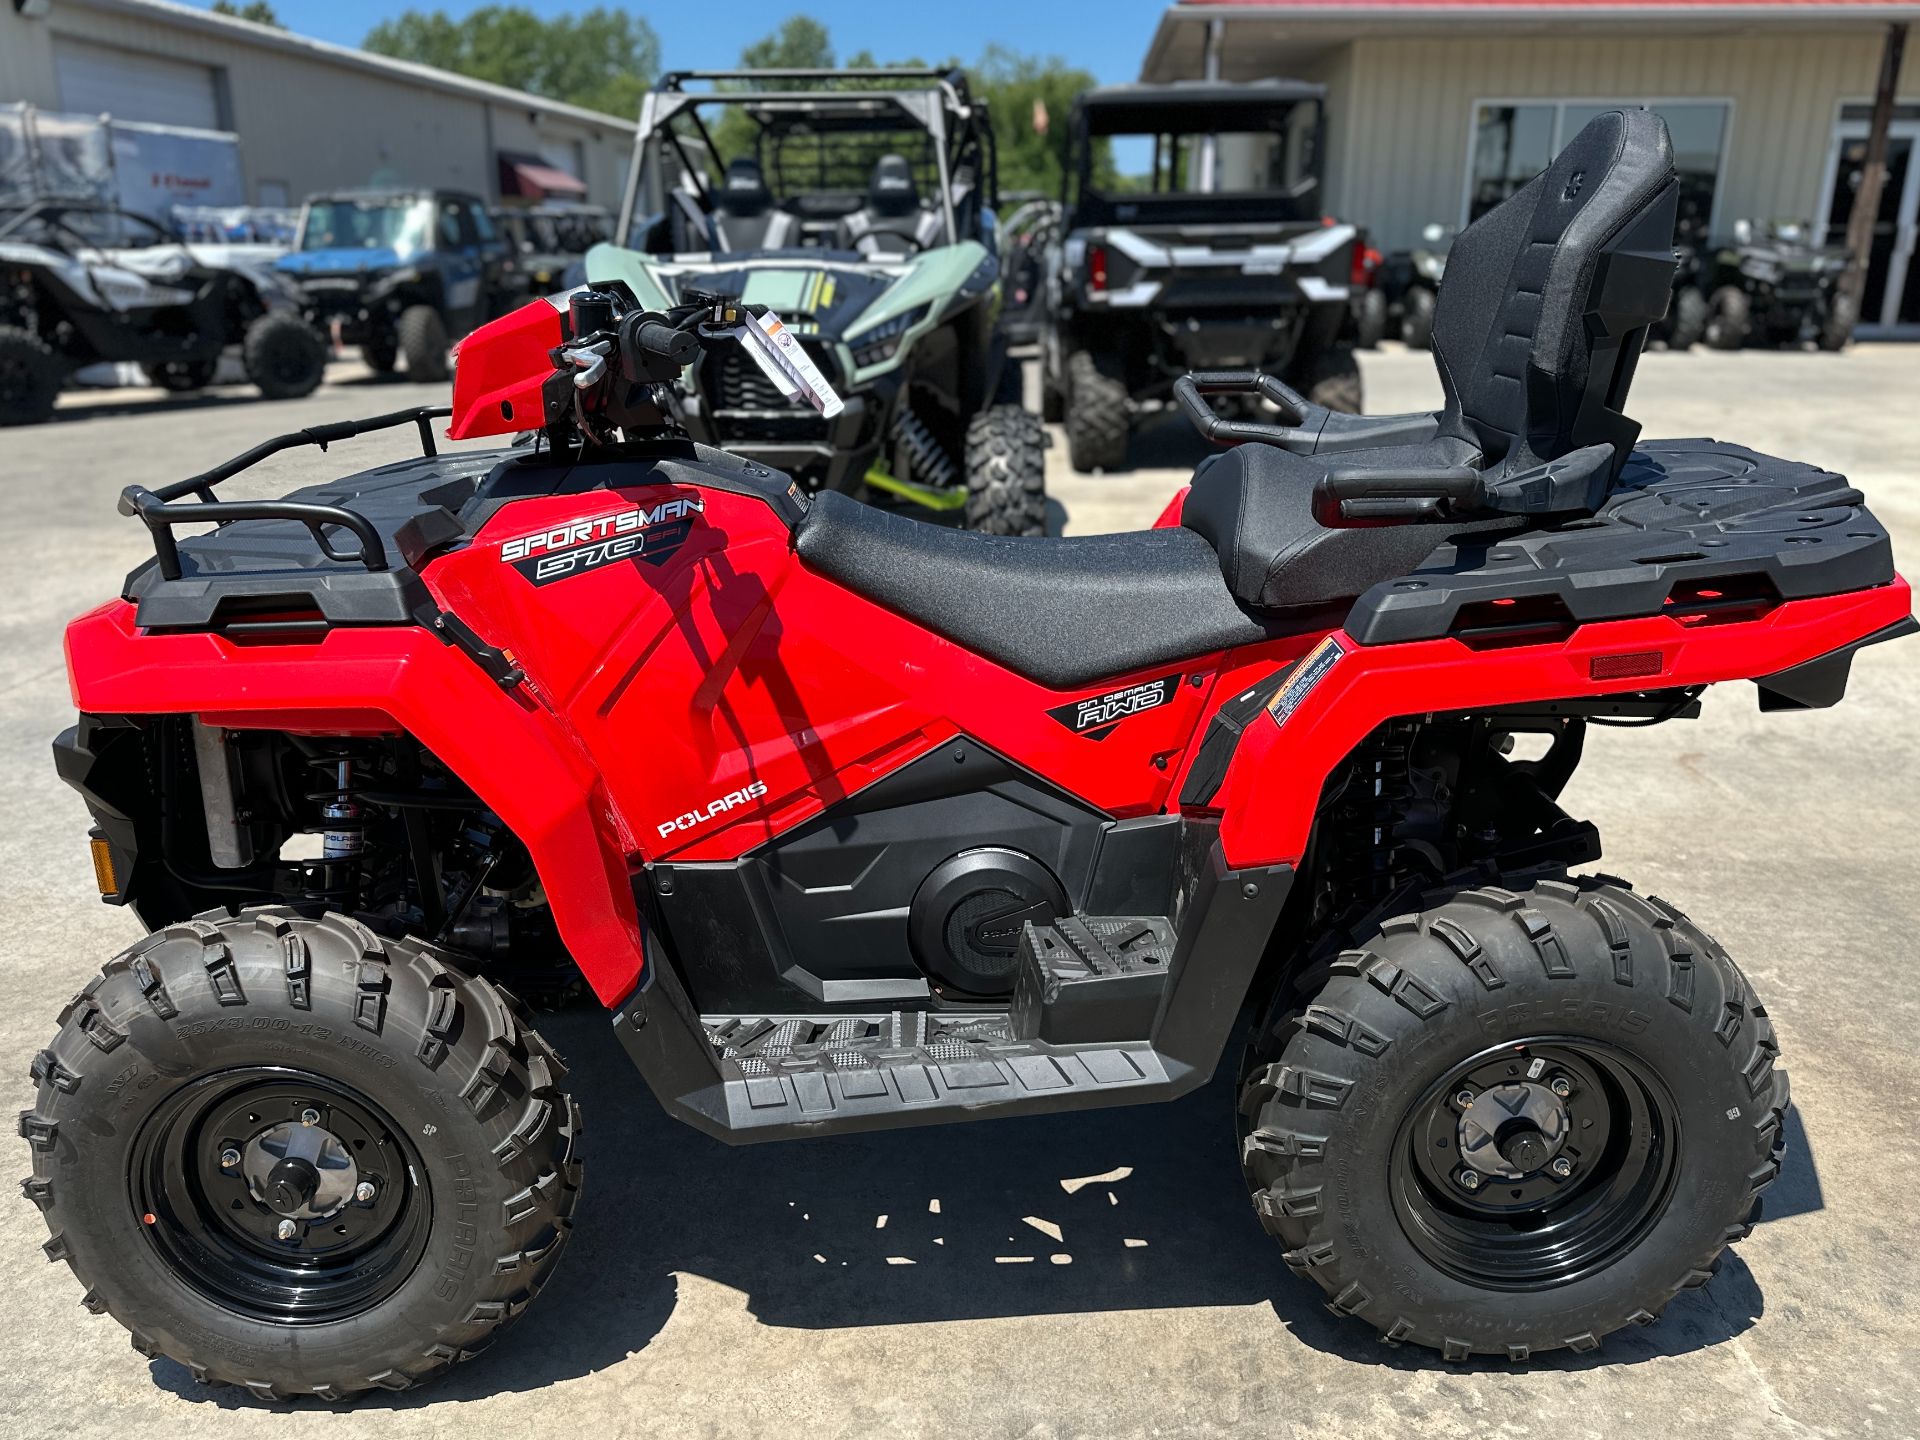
(739, 15, 834, 72)
(362, 6, 660, 120)
(210, 1, 283, 25)
(971, 44, 1107, 197)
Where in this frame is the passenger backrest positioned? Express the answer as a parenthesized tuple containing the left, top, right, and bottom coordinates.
(712, 158, 798, 253)
(1433, 109, 1679, 478)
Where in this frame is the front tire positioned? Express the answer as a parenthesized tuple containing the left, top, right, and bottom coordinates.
(397, 304, 450, 382)
(1239, 874, 1786, 1361)
(19, 909, 581, 1399)
(1817, 290, 1858, 352)
(1064, 349, 1129, 473)
(1705, 286, 1751, 350)
(243, 312, 326, 399)
(1400, 285, 1437, 349)
(1665, 287, 1709, 350)
(964, 403, 1047, 536)
(0, 325, 64, 426)
(1353, 287, 1389, 350)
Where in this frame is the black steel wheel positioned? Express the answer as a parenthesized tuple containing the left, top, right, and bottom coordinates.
(1240, 873, 1788, 1360)
(21, 909, 581, 1400)
(1390, 1039, 1680, 1290)
(128, 1068, 432, 1325)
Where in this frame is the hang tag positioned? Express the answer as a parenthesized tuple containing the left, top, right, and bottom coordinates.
(737, 309, 844, 418)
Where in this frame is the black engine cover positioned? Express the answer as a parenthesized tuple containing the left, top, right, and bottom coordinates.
(909, 847, 1069, 997)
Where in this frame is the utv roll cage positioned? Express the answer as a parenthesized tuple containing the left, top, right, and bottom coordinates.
(617, 68, 998, 252)
(1065, 79, 1327, 229)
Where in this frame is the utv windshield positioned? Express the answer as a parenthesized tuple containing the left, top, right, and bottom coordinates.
(1070, 85, 1325, 226)
(297, 197, 435, 257)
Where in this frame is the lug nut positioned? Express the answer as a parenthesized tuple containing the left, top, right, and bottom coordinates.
(354, 1180, 377, 1204)
(1549, 1156, 1574, 1179)
(300, 1108, 321, 1127)
(219, 1147, 241, 1170)
(1549, 1076, 1573, 1098)
(275, 1219, 298, 1241)
(1455, 1089, 1476, 1109)
(1457, 1169, 1484, 1191)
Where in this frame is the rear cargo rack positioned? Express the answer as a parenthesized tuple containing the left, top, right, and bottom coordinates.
(118, 406, 451, 580)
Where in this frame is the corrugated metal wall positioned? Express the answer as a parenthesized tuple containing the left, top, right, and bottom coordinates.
(1, 3, 632, 207)
(1329, 31, 1913, 251)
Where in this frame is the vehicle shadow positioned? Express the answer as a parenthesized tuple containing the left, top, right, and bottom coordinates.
(149, 1005, 1803, 1409)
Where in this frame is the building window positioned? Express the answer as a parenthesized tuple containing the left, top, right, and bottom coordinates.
(1467, 100, 1730, 244)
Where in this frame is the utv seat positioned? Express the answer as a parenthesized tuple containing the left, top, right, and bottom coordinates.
(795, 111, 1682, 687)
(837, 155, 945, 256)
(712, 158, 799, 253)
(1182, 107, 1680, 611)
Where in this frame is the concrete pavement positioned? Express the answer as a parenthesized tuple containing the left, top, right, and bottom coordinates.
(1, 346, 1916, 1438)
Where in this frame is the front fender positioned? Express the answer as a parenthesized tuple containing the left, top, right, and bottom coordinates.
(64, 601, 647, 1005)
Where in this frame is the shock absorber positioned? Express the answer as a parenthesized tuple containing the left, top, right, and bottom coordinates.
(891, 405, 959, 490)
(321, 759, 363, 864)
(300, 753, 364, 905)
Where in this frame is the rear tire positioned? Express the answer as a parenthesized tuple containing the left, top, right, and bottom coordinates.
(1817, 290, 1858, 352)
(1665, 287, 1708, 351)
(361, 332, 399, 374)
(1064, 349, 1129, 473)
(1400, 285, 1437, 349)
(1302, 346, 1363, 415)
(1705, 286, 1751, 350)
(0, 326, 63, 426)
(18, 909, 581, 1399)
(1239, 873, 1786, 1361)
(1353, 287, 1389, 350)
(964, 403, 1047, 536)
(397, 304, 450, 382)
(243, 312, 326, 399)
(142, 358, 220, 392)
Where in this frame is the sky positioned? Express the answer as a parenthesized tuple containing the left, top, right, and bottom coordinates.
(192, 1, 1163, 86)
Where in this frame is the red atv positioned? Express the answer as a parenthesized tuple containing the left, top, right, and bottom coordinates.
(22, 111, 1912, 1397)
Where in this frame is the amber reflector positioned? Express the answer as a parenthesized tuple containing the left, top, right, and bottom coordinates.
(88, 835, 119, 896)
(1590, 651, 1663, 680)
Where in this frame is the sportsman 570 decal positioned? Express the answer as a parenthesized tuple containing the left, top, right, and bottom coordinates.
(501, 496, 704, 585)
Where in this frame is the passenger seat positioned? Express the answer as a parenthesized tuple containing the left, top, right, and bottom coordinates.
(712, 158, 798, 253)
(837, 155, 945, 256)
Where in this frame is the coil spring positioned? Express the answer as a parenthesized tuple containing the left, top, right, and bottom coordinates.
(1325, 721, 1421, 911)
(891, 405, 958, 491)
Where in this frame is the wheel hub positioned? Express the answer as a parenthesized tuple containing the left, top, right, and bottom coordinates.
(1456, 1081, 1568, 1180)
(243, 1118, 358, 1220)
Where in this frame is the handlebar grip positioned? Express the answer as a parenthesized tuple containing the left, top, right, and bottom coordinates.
(635, 321, 700, 365)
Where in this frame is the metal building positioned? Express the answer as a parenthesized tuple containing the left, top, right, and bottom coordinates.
(0, 0, 635, 208)
(1142, 0, 1920, 336)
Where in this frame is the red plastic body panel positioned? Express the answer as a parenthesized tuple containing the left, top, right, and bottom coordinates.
(64, 600, 647, 1005)
(65, 440, 1912, 1010)
(447, 300, 564, 441)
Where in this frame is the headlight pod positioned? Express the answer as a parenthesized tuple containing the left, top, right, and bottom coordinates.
(371, 265, 423, 295)
(848, 303, 930, 369)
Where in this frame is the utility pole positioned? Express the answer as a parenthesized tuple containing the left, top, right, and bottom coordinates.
(1838, 22, 1908, 327)
(1196, 16, 1223, 194)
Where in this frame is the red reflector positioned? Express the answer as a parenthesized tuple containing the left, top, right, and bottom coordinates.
(1590, 651, 1664, 680)
(1088, 244, 1109, 293)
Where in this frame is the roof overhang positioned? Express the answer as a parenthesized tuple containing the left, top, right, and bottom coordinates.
(1142, 0, 1920, 80)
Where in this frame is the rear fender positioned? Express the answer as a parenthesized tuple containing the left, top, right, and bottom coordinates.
(64, 601, 647, 1004)
(1212, 581, 1913, 868)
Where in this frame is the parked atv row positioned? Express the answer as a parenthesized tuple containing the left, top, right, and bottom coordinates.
(21, 111, 1911, 1400)
(0, 200, 325, 426)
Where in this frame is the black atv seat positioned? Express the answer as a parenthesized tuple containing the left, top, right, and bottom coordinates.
(837, 155, 944, 256)
(793, 491, 1282, 689)
(1182, 107, 1681, 611)
(713, 158, 798, 253)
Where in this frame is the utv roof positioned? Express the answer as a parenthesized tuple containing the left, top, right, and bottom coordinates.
(638, 69, 978, 135)
(1075, 79, 1326, 133)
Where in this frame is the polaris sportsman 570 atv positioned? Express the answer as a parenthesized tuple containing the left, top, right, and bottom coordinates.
(278, 189, 515, 384)
(23, 112, 1913, 1398)
(584, 67, 1045, 535)
(1041, 81, 1363, 472)
(0, 200, 324, 426)
(1696, 218, 1857, 352)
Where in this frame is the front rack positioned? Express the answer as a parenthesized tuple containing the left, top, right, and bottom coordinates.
(118, 406, 452, 581)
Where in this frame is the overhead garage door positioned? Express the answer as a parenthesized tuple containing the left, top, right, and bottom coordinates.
(55, 39, 221, 130)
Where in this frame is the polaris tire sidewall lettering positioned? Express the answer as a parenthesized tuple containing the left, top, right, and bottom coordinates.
(659, 781, 770, 839)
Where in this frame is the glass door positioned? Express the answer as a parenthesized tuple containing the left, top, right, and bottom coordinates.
(1823, 116, 1920, 334)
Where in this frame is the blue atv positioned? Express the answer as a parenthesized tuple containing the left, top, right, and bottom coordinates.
(277, 189, 513, 382)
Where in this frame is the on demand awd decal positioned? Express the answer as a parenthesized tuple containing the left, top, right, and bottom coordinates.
(500, 496, 704, 585)
(1047, 673, 1181, 740)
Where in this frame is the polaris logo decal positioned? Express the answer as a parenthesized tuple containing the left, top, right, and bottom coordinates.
(500, 497, 704, 585)
(657, 781, 769, 839)
(1047, 673, 1181, 740)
